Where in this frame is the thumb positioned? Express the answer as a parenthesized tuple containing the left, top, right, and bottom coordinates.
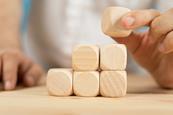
(121, 9, 160, 29)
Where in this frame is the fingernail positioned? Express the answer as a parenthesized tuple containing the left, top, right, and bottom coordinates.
(5, 81, 14, 90)
(122, 16, 135, 27)
(158, 44, 166, 52)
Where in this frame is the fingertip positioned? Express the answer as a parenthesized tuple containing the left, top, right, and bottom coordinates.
(121, 16, 135, 29)
(4, 81, 15, 90)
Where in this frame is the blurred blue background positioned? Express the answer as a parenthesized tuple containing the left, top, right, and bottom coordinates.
(22, 0, 31, 32)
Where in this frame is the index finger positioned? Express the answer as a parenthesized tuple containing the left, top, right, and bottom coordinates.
(121, 9, 161, 29)
(2, 55, 19, 90)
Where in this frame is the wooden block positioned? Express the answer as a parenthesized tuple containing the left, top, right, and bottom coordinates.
(101, 7, 132, 37)
(46, 69, 73, 96)
(100, 71, 127, 97)
(73, 71, 99, 97)
(72, 45, 99, 71)
(100, 44, 127, 70)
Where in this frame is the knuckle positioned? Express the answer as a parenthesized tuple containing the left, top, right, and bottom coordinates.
(2, 53, 10, 59)
(34, 64, 43, 73)
(11, 50, 21, 58)
(28, 64, 44, 76)
(34, 64, 45, 76)
(3, 50, 22, 60)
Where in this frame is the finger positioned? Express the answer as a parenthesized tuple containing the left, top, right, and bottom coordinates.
(0, 56, 2, 81)
(112, 31, 148, 54)
(150, 8, 173, 42)
(23, 64, 44, 87)
(18, 58, 32, 82)
(121, 9, 160, 29)
(158, 31, 173, 53)
(2, 55, 19, 90)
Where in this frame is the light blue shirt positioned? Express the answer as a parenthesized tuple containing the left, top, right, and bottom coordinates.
(22, 0, 31, 32)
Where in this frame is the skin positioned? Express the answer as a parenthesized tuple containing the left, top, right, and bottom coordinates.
(0, 0, 44, 90)
(114, 9, 173, 88)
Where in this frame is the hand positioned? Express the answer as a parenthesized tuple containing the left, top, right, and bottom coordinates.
(112, 9, 173, 88)
(0, 48, 45, 90)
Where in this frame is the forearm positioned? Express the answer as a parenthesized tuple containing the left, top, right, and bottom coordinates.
(0, 0, 22, 49)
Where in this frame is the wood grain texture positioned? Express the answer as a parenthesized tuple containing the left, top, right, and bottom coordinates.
(72, 45, 99, 71)
(0, 75, 173, 115)
(73, 71, 99, 97)
(102, 7, 132, 37)
(46, 68, 73, 96)
(100, 71, 127, 97)
(100, 44, 127, 70)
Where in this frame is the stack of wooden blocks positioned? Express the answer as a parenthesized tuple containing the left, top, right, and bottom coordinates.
(47, 6, 131, 98)
(47, 44, 127, 98)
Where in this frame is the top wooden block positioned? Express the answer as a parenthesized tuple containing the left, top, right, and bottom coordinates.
(100, 44, 127, 70)
(72, 45, 99, 71)
(101, 7, 132, 38)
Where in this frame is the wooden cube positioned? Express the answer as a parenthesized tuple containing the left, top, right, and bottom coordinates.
(73, 71, 99, 97)
(72, 45, 99, 71)
(101, 7, 132, 37)
(100, 71, 127, 97)
(46, 69, 73, 96)
(100, 44, 127, 70)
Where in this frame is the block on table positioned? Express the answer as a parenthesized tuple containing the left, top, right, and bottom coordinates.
(100, 71, 127, 97)
(46, 69, 73, 96)
(100, 44, 127, 70)
(72, 45, 99, 71)
(73, 71, 99, 97)
(101, 7, 132, 37)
